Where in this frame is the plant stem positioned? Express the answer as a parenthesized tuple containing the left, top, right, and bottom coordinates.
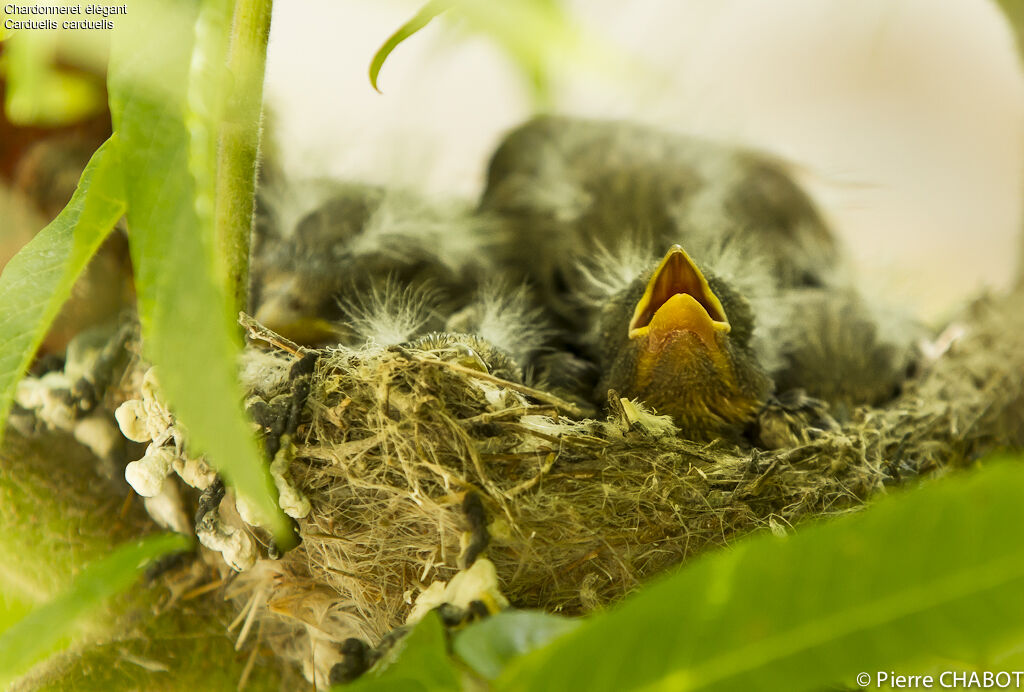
(992, 1, 1024, 286)
(214, 0, 274, 315)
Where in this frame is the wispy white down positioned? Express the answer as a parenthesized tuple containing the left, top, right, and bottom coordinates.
(450, 281, 553, 366)
(575, 236, 657, 301)
(339, 279, 439, 347)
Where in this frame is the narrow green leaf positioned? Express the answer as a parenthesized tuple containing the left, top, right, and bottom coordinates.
(499, 460, 1024, 692)
(187, 0, 232, 243)
(369, 0, 452, 93)
(0, 533, 190, 687)
(0, 137, 123, 444)
(454, 610, 580, 680)
(107, 0, 290, 541)
(1, 427, 157, 638)
(343, 613, 460, 691)
(371, 0, 619, 108)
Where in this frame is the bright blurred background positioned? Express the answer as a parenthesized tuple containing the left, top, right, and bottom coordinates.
(264, 0, 1024, 320)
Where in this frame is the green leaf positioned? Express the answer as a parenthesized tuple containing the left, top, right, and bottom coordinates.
(0, 533, 191, 687)
(498, 460, 1024, 692)
(369, 0, 452, 93)
(0, 137, 124, 444)
(0, 428, 157, 637)
(343, 613, 460, 691)
(107, 0, 290, 542)
(370, 0, 613, 108)
(186, 0, 232, 237)
(454, 610, 580, 680)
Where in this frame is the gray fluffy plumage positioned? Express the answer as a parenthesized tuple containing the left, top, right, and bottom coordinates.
(479, 115, 923, 420)
(251, 181, 495, 345)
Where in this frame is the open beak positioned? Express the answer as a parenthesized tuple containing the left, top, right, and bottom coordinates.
(628, 245, 730, 350)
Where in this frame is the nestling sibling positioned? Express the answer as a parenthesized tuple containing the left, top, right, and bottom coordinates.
(251, 181, 493, 346)
(250, 175, 562, 389)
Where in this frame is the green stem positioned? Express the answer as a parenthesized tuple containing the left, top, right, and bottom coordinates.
(214, 0, 274, 315)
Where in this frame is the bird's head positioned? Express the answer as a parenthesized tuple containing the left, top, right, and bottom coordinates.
(592, 244, 772, 439)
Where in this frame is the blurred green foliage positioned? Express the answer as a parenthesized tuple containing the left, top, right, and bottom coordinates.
(499, 459, 1024, 691)
(370, 0, 612, 108)
(22, 593, 293, 692)
(0, 533, 190, 687)
(0, 0, 288, 537)
(995, 0, 1023, 58)
(0, 428, 152, 649)
(0, 1, 287, 685)
(0, 30, 106, 126)
(345, 613, 461, 691)
(454, 610, 580, 681)
(0, 411, 287, 691)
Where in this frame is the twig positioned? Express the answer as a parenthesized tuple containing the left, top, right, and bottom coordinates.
(415, 357, 587, 417)
(506, 452, 557, 497)
(296, 432, 385, 463)
(181, 578, 228, 601)
(459, 405, 560, 425)
(239, 312, 306, 356)
(237, 619, 263, 691)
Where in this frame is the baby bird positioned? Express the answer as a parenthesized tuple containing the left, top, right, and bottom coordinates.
(588, 244, 772, 438)
(251, 181, 491, 346)
(770, 287, 921, 419)
(480, 115, 918, 439)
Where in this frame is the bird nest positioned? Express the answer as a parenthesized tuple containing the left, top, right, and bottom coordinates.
(201, 287, 1024, 683)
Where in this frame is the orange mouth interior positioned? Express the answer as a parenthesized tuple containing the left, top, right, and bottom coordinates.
(628, 245, 730, 346)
